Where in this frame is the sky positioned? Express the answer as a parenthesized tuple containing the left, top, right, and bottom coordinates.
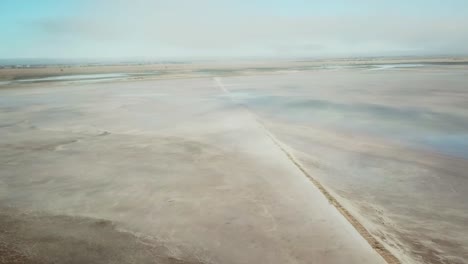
(1, 0, 468, 59)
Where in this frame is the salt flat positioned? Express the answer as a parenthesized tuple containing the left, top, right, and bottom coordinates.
(1, 63, 467, 264)
(219, 67, 468, 264)
(0, 76, 386, 263)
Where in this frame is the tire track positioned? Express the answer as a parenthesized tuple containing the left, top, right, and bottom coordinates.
(213, 76, 400, 264)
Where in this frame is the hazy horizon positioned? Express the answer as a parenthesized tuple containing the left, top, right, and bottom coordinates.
(2, 0, 468, 59)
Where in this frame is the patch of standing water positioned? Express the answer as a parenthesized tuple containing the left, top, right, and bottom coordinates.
(12, 72, 160, 84)
(368, 64, 425, 70)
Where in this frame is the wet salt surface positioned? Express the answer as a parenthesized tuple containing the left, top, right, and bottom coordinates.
(227, 70, 468, 159)
(10, 72, 160, 84)
(0, 77, 387, 264)
(369, 64, 426, 70)
(413, 134, 468, 159)
(1, 66, 468, 263)
(239, 95, 468, 159)
(222, 67, 468, 263)
(18, 73, 128, 81)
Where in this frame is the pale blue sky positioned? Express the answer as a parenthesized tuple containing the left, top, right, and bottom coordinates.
(1, 0, 468, 59)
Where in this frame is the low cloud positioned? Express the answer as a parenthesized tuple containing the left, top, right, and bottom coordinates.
(26, 0, 468, 58)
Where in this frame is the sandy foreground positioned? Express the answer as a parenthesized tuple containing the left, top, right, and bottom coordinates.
(0, 75, 388, 263)
(1, 61, 467, 264)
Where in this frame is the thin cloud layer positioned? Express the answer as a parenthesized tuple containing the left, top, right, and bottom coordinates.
(5, 0, 468, 59)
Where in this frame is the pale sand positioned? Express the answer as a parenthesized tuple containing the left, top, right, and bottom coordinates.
(218, 68, 468, 264)
(0, 77, 386, 263)
(1, 62, 467, 264)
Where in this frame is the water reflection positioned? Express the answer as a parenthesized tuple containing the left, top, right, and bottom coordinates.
(233, 93, 468, 159)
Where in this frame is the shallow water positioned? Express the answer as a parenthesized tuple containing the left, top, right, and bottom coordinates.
(11, 72, 161, 84)
(240, 95, 468, 158)
(228, 68, 468, 159)
(369, 64, 426, 70)
(222, 66, 468, 263)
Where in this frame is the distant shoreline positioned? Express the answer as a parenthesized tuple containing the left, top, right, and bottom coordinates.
(1, 56, 468, 82)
